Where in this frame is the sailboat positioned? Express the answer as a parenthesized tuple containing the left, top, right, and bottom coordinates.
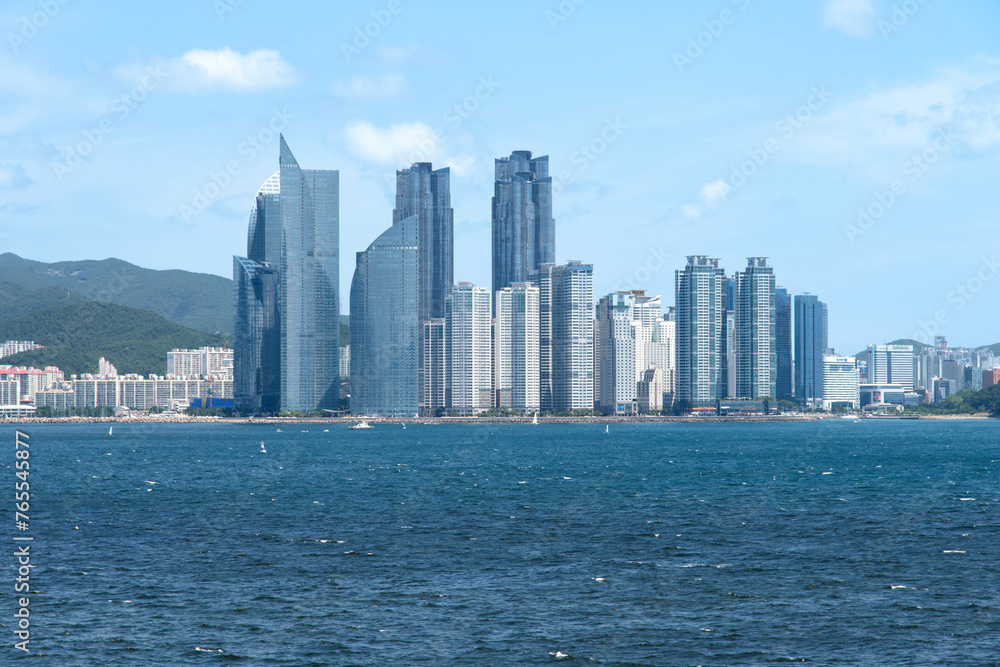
(532, 412, 539, 425)
(605, 424, 609, 434)
(109, 426, 113, 436)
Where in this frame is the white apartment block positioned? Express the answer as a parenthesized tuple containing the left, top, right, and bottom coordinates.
(493, 283, 540, 411)
(167, 347, 234, 380)
(446, 283, 492, 413)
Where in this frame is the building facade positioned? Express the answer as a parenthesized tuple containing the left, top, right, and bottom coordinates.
(775, 287, 793, 401)
(866, 344, 914, 392)
(794, 294, 828, 405)
(822, 354, 860, 410)
(445, 282, 492, 413)
(349, 216, 420, 417)
(734, 258, 776, 400)
(675, 256, 726, 410)
(493, 283, 540, 412)
(492, 151, 555, 295)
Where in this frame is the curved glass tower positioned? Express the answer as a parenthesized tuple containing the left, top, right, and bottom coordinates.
(350, 216, 420, 417)
(233, 137, 340, 414)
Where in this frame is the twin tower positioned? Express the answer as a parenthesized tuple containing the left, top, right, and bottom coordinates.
(233, 138, 554, 414)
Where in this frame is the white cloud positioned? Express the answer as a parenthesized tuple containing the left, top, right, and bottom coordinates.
(119, 47, 295, 92)
(789, 63, 1000, 166)
(682, 178, 731, 220)
(822, 0, 877, 38)
(332, 74, 409, 101)
(342, 120, 477, 177)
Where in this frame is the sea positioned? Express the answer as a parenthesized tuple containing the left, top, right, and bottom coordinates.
(3, 420, 998, 666)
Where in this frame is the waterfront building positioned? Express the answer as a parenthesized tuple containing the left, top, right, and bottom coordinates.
(493, 283, 540, 412)
(233, 137, 339, 413)
(860, 383, 906, 409)
(445, 282, 492, 413)
(423, 319, 447, 415)
(637, 367, 668, 414)
(675, 256, 726, 411)
(596, 292, 637, 415)
(167, 347, 232, 380)
(492, 151, 555, 295)
(775, 287, 793, 401)
(350, 216, 420, 418)
(536, 261, 595, 412)
(794, 294, 828, 405)
(822, 354, 860, 410)
(866, 344, 914, 392)
(734, 258, 776, 400)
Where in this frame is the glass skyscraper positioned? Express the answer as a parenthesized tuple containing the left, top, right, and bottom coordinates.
(735, 258, 776, 400)
(233, 169, 282, 413)
(492, 151, 555, 295)
(794, 294, 828, 405)
(350, 216, 420, 417)
(675, 256, 726, 409)
(775, 287, 793, 401)
(278, 137, 340, 412)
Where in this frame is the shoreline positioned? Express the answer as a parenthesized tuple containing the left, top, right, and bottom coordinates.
(3, 414, 993, 426)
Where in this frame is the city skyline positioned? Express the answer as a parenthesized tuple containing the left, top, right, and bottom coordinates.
(2, 2, 999, 356)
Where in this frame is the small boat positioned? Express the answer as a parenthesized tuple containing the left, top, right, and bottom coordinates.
(350, 421, 374, 430)
(605, 424, 609, 434)
(109, 426, 113, 436)
(260, 441, 267, 453)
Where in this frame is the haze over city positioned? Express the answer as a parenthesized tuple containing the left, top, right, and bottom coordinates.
(2, 0, 1000, 354)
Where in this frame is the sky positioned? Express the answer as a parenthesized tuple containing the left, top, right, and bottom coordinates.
(1, 0, 999, 354)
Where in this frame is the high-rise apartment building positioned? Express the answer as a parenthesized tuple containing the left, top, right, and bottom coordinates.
(675, 256, 726, 409)
(493, 283, 540, 412)
(423, 319, 447, 415)
(492, 151, 555, 295)
(534, 261, 595, 412)
(734, 258, 776, 400)
(794, 294, 828, 405)
(350, 216, 420, 417)
(445, 283, 492, 413)
(596, 292, 638, 414)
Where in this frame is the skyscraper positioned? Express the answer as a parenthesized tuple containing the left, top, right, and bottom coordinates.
(549, 262, 594, 412)
(734, 258, 776, 400)
(423, 319, 446, 415)
(350, 216, 420, 417)
(675, 256, 726, 410)
(775, 287, 793, 401)
(596, 292, 637, 414)
(794, 294, 828, 405)
(393, 163, 453, 413)
(393, 163, 454, 325)
(278, 137, 340, 412)
(446, 282, 492, 413)
(492, 151, 555, 295)
(533, 261, 594, 412)
(233, 138, 339, 414)
(493, 283, 540, 411)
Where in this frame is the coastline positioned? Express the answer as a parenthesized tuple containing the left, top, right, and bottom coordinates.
(4, 414, 992, 426)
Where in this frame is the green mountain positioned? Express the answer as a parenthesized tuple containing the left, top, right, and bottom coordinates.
(0, 282, 88, 322)
(0, 301, 225, 377)
(0, 254, 232, 335)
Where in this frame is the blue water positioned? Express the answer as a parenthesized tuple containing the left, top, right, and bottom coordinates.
(3, 421, 999, 666)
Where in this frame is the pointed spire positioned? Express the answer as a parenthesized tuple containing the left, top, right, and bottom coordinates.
(279, 134, 298, 168)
